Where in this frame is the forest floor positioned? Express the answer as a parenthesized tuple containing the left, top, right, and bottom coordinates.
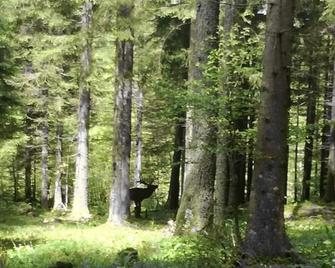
(0, 201, 334, 268)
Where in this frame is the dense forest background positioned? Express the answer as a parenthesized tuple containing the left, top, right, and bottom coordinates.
(0, 0, 335, 267)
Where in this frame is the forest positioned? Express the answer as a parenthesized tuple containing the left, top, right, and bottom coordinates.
(0, 0, 335, 267)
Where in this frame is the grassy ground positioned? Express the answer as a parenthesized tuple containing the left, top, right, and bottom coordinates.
(0, 201, 334, 267)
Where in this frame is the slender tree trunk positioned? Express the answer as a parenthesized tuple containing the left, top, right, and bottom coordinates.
(242, 0, 295, 258)
(134, 84, 143, 187)
(71, 1, 93, 220)
(167, 114, 186, 210)
(108, 3, 134, 225)
(24, 106, 33, 202)
(294, 100, 300, 203)
(40, 88, 49, 209)
(320, 67, 332, 198)
(12, 158, 18, 201)
(175, 0, 220, 234)
(325, 60, 335, 202)
(64, 154, 70, 208)
(33, 157, 36, 202)
(302, 66, 318, 201)
(53, 122, 65, 210)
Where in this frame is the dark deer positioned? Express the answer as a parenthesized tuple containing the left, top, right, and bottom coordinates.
(129, 180, 158, 218)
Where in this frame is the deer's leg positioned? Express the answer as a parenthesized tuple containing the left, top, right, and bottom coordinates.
(135, 201, 141, 218)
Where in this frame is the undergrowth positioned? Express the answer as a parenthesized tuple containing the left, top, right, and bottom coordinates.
(0, 201, 334, 267)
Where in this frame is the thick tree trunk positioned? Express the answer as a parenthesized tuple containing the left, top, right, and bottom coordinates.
(302, 67, 318, 201)
(134, 84, 143, 187)
(167, 115, 186, 210)
(72, 1, 93, 220)
(108, 3, 134, 225)
(40, 88, 49, 209)
(53, 122, 65, 210)
(242, 0, 295, 258)
(325, 61, 335, 202)
(175, 0, 220, 234)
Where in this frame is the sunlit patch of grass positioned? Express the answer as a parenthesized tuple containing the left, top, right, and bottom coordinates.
(1, 202, 335, 267)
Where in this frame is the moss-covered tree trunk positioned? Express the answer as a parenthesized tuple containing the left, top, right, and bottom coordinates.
(108, 2, 134, 225)
(242, 0, 295, 258)
(175, 0, 220, 234)
(72, 1, 93, 220)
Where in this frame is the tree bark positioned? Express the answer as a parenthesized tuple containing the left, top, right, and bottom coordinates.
(325, 60, 335, 202)
(108, 3, 134, 225)
(242, 0, 295, 258)
(320, 67, 332, 198)
(134, 84, 143, 187)
(175, 0, 220, 234)
(40, 88, 49, 209)
(302, 66, 318, 201)
(24, 106, 33, 202)
(167, 114, 186, 210)
(53, 121, 65, 210)
(294, 100, 300, 203)
(72, 0, 93, 220)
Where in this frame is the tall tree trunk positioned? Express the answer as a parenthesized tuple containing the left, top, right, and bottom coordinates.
(40, 88, 49, 209)
(24, 106, 33, 202)
(175, 0, 220, 234)
(242, 0, 295, 258)
(12, 157, 18, 202)
(71, 1, 93, 220)
(302, 66, 318, 201)
(32, 157, 37, 202)
(134, 84, 143, 187)
(53, 122, 65, 210)
(294, 100, 300, 203)
(108, 3, 134, 225)
(320, 67, 332, 198)
(325, 60, 335, 202)
(167, 114, 186, 210)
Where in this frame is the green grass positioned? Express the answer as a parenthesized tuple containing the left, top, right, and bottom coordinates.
(0, 201, 334, 267)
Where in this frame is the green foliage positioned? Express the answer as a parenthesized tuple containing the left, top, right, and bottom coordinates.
(1, 203, 335, 267)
